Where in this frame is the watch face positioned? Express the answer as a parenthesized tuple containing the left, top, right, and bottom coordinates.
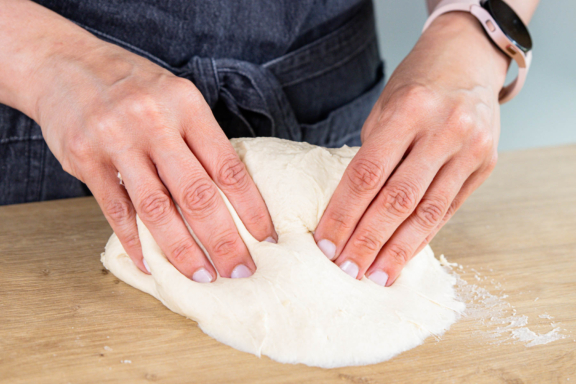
(482, 0, 532, 52)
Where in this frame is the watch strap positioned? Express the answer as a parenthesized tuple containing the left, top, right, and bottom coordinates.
(423, 0, 531, 104)
(423, 0, 479, 31)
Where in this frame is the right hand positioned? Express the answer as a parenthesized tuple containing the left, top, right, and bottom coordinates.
(28, 27, 277, 281)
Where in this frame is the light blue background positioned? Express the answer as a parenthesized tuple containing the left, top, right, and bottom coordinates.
(373, 1, 576, 150)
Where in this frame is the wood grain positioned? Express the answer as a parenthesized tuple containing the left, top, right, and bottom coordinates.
(1, 144, 575, 383)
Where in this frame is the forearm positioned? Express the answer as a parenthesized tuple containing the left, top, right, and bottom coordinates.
(0, 0, 100, 120)
(426, 0, 539, 24)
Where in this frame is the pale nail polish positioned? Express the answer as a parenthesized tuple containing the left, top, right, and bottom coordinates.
(264, 236, 277, 243)
(143, 259, 151, 274)
(231, 264, 253, 279)
(192, 268, 213, 283)
(368, 270, 389, 287)
(317, 239, 336, 260)
(340, 260, 359, 279)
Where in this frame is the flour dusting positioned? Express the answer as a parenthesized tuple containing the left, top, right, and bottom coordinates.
(438, 255, 567, 347)
(512, 327, 564, 347)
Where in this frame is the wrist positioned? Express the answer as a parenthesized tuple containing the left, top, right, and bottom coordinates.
(0, 0, 101, 122)
(421, 11, 510, 95)
(31, 32, 110, 124)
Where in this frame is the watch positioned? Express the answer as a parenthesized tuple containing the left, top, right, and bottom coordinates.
(423, 0, 533, 104)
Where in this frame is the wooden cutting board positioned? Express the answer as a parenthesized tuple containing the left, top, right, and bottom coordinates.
(1, 145, 575, 383)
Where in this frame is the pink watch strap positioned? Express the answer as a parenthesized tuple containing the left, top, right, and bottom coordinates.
(423, 0, 531, 104)
(423, 0, 479, 31)
(498, 51, 531, 103)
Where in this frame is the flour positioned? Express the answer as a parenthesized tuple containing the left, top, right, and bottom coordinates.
(511, 327, 564, 347)
(445, 260, 567, 347)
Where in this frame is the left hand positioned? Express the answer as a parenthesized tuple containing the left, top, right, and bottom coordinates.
(314, 12, 510, 286)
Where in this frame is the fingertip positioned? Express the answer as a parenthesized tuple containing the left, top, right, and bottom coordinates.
(385, 274, 399, 287)
(125, 246, 149, 274)
(143, 259, 151, 274)
(257, 224, 278, 244)
(131, 256, 150, 275)
(339, 260, 360, 279)
(317, 239, 337, 260)
(265, 223, 279, 242)
(378, 264, 400, 287)
(231, 264, 253, 279)
(367, 259, 400, 287)
(367, 270, 389, 287)
(379, 248, 422, 287)
(372, 245, 412, 287)
(192, 267, 214, 283)
(270, 228, 279, 242)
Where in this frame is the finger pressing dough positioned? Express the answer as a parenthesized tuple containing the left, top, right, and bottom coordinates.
(101, 137, 464, 368)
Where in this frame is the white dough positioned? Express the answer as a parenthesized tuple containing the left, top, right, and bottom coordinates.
(101, 137, 464, 368)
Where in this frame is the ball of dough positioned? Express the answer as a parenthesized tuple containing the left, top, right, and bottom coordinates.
(101, 137, 464, 368)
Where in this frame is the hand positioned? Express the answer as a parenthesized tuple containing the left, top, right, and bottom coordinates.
(3, 3, 277, 281)
(314, 12, 509, 286)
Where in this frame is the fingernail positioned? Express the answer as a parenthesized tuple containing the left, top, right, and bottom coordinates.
(143, 259, 151, 274)
(317, 239, 336, 260)
(340, 260, 359, 279)
(231, 264, 253, 279)
(368, 270, 389, 287)
(264, 236, 277, 244)
(192, 268, 213, 283)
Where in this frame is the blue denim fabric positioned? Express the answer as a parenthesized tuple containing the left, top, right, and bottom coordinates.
(0, 0, 384, 205)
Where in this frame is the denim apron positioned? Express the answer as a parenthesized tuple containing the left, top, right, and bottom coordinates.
(0, 0, 384, 205)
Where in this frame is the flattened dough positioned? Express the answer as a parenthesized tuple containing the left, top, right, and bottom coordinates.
(101, 137, 464, 368)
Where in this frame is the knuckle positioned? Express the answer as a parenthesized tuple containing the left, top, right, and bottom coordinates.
(122, 232, 141, 250)
(180, 178, 219, 219)
(443, 201, 459, 223)
(325, 210, 355, 234)
(177, 79, 204, 103)
(382, 181, 419, 218)
(105, 198, 134, 224)
(169, 238, 197, 264)
(67, 133, 92, 160)
(171, 76, 193, 91)
(347, 158, 384, 195)
(414, 197, 448, 229)
(171, 78, 206, 110)
(447, 106, 476, 137)
(91, 112, 120, 137)
(404, 83, 434, 100)
(216, 155, 249, 191)
(123, 93, 160, 118)
(352, 230, 382, 253)
(424, 232, 435, 245)
(210, 232, 243, 260)
(387, 243, 410, 266)
(138, 190, 172, 224)
(395, 84, 439, 114)
(60, 159, 82, 180)
(243, 209, 270, 231)
(486, 152, 499, 171)
(470, 131, 494, 157)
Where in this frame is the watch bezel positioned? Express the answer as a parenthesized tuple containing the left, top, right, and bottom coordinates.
(481, 0, 532, 53)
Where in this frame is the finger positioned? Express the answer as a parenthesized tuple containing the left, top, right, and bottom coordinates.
(178, 88, 277, 243)
(117, 153, 217, 282)
(334, 141, 453, 279)
(152, 139, 256, 278)
(313, 117, 414, 260)
(365, 158, 474, 286)
(88, 164, 148, 274)
(413, 160, 495, 257)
